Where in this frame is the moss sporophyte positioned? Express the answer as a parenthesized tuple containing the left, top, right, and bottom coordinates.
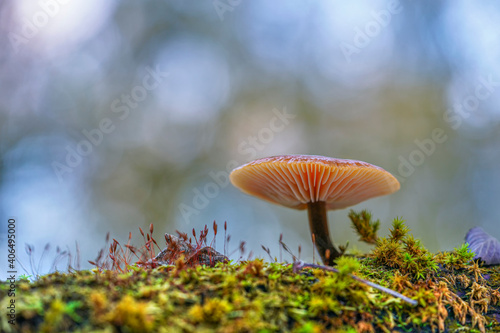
(2, 214, 500, 332)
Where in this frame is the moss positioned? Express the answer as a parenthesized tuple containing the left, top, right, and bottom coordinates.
(1, 214, 499, 332)
(348, 210, 380, 245)
(371, 218, 439, 281)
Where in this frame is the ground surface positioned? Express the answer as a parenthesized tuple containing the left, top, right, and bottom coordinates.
(2, 216, 500, 332)
(1, 257, 499, 333)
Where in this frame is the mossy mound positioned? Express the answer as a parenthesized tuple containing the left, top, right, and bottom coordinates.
(2, 215, 500, 332)
(1, 256, 499, 333)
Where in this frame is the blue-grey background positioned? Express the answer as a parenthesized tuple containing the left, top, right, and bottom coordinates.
(1, 0, 500, 278)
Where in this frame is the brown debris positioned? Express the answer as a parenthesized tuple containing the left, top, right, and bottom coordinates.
(151, 234, 228, 267)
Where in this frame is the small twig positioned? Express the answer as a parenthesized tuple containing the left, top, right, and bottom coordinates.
(293, 260, 418, 306)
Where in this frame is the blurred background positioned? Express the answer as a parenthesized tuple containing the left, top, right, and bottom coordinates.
(1, 0, 500, 277)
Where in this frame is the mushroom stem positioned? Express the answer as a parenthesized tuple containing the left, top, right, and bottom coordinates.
(307, 201, 341, 265)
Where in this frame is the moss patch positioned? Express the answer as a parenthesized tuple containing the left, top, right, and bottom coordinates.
(1, 215, 500, 332)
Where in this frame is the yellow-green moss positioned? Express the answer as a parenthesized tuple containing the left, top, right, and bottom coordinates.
(1, 216, 499, 332)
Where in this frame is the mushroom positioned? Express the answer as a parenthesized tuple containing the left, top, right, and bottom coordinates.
(229, 155, 400, 265)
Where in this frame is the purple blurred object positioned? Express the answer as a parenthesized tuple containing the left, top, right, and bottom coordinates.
(465, 227, 500, 265)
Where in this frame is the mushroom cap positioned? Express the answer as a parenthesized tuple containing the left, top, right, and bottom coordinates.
(230, 155, 400, 210)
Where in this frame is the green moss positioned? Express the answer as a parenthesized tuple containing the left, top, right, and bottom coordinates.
(372, 218, 439, 281)
(348, 210, 380, 245)
(435, 243, 476, 271)
(1, 213, 499, 332)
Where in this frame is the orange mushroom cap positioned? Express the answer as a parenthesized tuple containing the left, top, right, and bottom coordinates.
(229, 155, 400, 210)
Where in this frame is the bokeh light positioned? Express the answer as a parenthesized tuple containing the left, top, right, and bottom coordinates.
(1, 0, 500, 277)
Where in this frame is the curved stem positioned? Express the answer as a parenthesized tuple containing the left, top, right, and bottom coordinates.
(307, 201, 341, 265)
